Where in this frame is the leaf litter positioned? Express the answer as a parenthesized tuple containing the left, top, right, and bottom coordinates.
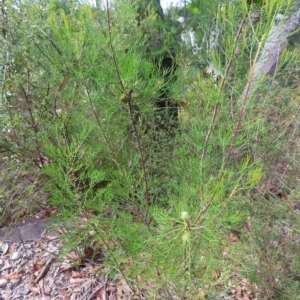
(0, 224, 261, 299)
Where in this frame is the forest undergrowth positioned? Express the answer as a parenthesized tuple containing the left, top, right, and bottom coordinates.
(1, 0, 300, 299)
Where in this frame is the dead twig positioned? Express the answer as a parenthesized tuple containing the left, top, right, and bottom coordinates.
(87, 274, 108, 300)
(34, 257, 53, 284)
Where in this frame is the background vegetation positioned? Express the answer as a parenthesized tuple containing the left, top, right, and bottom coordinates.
(1, 0, 300, 298)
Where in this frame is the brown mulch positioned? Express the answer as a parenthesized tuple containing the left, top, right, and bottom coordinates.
(0, 228, 135, 300)
(0, 217, 258, 300)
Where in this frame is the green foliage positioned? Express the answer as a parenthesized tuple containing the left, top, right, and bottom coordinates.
(1, 0, 300, 298)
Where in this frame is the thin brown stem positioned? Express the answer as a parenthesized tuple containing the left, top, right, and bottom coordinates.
(53, 74, 68, 116)
(194, 41, 259, 227)
(199, 103, 219, 198)
(219, 18, 246, 91)
(199, 18, 247, 199)
(19, 68, 43, 166)
(127, 91, 150, 226)
(84, 83, 128, 184)
(104, 1, 150, 226)
(105, 0, 124, 93)
(79, 209, 137, 298)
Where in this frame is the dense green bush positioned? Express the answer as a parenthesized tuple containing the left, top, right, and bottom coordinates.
(1, 0, 300, 298)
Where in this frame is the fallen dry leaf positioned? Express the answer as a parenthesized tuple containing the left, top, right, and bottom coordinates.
(122, 283, 132, 294)
(198, 288, 205, 298)
(33, 155, 54, 168)
(244, 221, 252, 232)
(236, 285, 242, 297)
(9, 242, 17, 253)
(70, 277, 85, 284)
(29, 284, 40, 294)
(90, 265, 103, 274)
(278, 193, 288, 200)
(65, 251, 83, 265)
(1, 271, 23, 280)
(71, 270, 84, 278)
(117, 286, 123, 298)
(180, 99, 189, 107)
(57, 227, 66, 234)
(228, 236, 239, 242)
(94, 287, 106, 300)
(29, 259, 46, 274)
(34, 257, 53, 283)
(127, 255, 135, 266)
(35, 208, 57, 219)
(44, 285, 52, 295)
(58, 290, 71, 298)
(58, 261, 76, 273)
(212, 270, 222, 280)
(222, 245, 229, 255)
(262, 227, 271, 235)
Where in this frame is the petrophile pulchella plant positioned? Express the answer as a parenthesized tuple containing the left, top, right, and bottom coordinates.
(1, 0, 300, 298)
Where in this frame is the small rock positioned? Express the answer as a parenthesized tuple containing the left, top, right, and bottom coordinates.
(0, 242, 9, 255)
(46, 246, 58, 254)
(15, 286, 30, 295)
(24, 243, 32, 249)
(0, 278, 8, 287)
(0, 292, 10, 300)
(10, 252, 21, 260)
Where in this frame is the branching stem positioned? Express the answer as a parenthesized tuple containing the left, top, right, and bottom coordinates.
(195, 17, 260, 227)
(105, 0, 150, 226)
